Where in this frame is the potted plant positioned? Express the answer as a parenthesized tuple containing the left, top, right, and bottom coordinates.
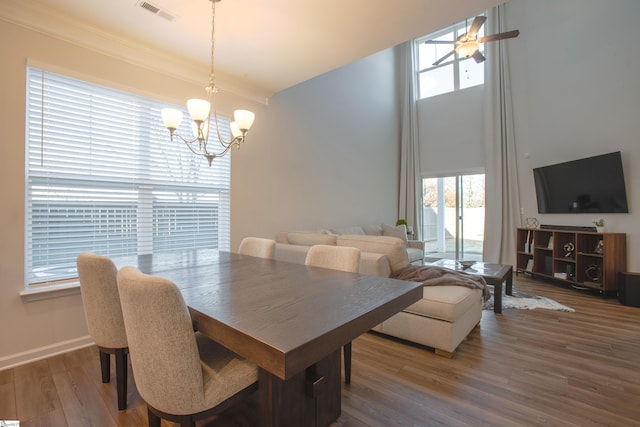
(593, 219, 605, 233)
(396, 219, 414, 239)
(395, 219, 408, 227)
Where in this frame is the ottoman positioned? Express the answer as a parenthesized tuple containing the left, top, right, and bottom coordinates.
(372, 285, 483, 357)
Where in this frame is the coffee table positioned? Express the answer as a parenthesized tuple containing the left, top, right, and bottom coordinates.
(426, 259, 513, 314)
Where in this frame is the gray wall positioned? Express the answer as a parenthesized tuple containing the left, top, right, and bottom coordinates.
(231, 48, 400, 249)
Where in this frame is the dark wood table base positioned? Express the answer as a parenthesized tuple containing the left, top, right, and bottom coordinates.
(259, 350, 341, 427)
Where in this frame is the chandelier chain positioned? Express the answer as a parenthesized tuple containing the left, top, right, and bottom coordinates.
(207, 0, 216, 95)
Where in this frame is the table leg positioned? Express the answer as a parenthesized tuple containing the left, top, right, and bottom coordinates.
(493, 281, 503, 314)
(506, 266, 513, 295)
(259, 349, 341, 427)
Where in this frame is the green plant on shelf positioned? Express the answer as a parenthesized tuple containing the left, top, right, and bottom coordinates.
(593, 219, 605, 227)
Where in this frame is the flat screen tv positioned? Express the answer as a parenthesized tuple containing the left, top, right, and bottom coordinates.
(533, 151, 629, 214)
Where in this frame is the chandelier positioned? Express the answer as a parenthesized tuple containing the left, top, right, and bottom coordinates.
(160, 0, 255, 166)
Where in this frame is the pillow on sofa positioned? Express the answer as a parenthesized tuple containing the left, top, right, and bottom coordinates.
(362, 224, 383, 236)
(382, 223, 408, 244)
(337, 235, 409, 273)
(287, 232, 337, 246)
(330, 226, 366, 235)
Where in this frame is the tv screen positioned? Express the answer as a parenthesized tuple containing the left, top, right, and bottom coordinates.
(533, 151, 629, 214)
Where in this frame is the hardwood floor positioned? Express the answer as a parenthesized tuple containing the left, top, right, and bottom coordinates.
(2, 275, 640, 426)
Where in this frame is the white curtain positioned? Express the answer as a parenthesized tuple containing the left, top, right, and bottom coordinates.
(398, 41, 423, 238)
(483, 4, 521, 264)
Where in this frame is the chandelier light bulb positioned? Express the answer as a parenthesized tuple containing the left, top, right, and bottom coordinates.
(230, 121, 242, 139)
(161, 108, 183, 129)
(233, 110, 255, 132)
(187, 99, 211, 122)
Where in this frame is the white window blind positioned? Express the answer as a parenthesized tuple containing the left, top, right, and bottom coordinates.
(25, 66, 231, 288)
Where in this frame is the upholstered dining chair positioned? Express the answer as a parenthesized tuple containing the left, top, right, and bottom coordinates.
(117, 266, 258, 427)
(304, 244, 361, 385)
(238, 237, 276, 259)
(76, 251, 129, 410)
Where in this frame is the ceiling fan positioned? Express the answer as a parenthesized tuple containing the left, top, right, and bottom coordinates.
(426, 16, 520, 66)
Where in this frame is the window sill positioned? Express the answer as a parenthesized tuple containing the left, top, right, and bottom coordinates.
(20, 282, 81, 302)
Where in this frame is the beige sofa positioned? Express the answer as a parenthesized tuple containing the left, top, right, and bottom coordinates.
(273, 231, 483, 357)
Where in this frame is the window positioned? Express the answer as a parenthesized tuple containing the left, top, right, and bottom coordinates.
(416, 16, 485, 99)
(25, 66, 231, 289)
(422, 174, 485, 261)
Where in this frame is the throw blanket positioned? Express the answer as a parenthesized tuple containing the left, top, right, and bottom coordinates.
(392, 265, 491, 301)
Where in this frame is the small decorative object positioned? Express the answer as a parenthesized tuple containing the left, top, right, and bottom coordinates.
(525, 259, 534, 272)
(396, 219, 408, 227)
(525, 217, 539, 229)
(563, 242, 575, 258)
(593, 219, 605, 233)
(594, 239, 604, 255)
(547, 235, 554, 249)
(457, 260, 476, 269)
(585, 264, 601, 282)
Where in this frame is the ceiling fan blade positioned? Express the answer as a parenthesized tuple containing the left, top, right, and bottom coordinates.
(467, 16, 487, 38)
(472, 50, 486, 63)
(425, 40, 457, 45)
(478, 29, 520, 43)
(432, 49, 456, 66)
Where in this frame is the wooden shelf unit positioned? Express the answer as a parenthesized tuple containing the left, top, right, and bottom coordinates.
(516, 227, 626, 292)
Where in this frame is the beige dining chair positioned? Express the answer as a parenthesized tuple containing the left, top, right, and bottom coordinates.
(76, 251, 129, 410)
(238, 237, 276, 259)
(117, 266, 258, 427)
(304, 244, 361, 385)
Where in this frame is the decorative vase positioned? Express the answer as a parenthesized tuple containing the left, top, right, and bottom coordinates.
(596, 226, 605, 233)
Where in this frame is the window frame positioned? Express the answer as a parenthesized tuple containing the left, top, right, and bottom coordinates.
(415, 15, 486, 99)
(23, 66, 232, 294)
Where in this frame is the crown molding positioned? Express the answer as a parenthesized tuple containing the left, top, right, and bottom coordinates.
(0, 0, 270, 105)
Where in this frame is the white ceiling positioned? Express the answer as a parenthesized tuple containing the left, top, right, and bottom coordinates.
(3, 0, 505, 100)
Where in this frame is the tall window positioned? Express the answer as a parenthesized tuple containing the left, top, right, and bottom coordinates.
(415, 16, 485, 99)
(25, 66, 231, 289)
(422, 174, 485, 261)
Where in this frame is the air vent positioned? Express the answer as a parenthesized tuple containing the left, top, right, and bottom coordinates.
(138, 1, 176, 22)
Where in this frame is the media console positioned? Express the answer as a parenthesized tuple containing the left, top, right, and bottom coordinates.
(516, 227, 626, 293)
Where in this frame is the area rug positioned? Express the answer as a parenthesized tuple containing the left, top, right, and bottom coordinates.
(483, 289, 575, 312)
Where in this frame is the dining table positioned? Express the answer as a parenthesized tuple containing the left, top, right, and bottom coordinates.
(115, 249, 423, 427)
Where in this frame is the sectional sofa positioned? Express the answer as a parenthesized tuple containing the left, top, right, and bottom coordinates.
(273, 227, 484, 357)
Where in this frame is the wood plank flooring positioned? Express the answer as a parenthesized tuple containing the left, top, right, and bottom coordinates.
(2, 275, 639, 426)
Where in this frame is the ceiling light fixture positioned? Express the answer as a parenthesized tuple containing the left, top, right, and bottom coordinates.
(160, 0, 255, 166)
(458, 40, 479, 58)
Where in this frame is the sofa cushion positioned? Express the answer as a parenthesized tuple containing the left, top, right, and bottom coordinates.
(330, 226, 366, 235)
(403, 286, 482, 322)
(362, 224, 383, 236)
(337, 235, 408, 273)
(381, 223, 408, 243)
(287, 232, 337, 246)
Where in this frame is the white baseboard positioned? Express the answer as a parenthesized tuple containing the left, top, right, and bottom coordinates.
(0, 336, 95, 371)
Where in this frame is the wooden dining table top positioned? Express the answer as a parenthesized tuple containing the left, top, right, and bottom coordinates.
(114, 249, 423, 381)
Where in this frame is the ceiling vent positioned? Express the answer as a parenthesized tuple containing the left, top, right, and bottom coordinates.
(137, 1, 176, 22)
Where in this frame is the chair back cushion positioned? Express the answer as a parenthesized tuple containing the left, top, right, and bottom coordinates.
(304, 244, 361, 273)
(117, 266, 206, 415)
(238, 237, 276, 259)
(77, 252, 127, 348)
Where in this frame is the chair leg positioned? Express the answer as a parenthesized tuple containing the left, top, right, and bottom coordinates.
(147, 407, 161, 427)
(115, 348, 128, 410)
(343, 341, 352, 385)
(99, 350, 110, 383)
